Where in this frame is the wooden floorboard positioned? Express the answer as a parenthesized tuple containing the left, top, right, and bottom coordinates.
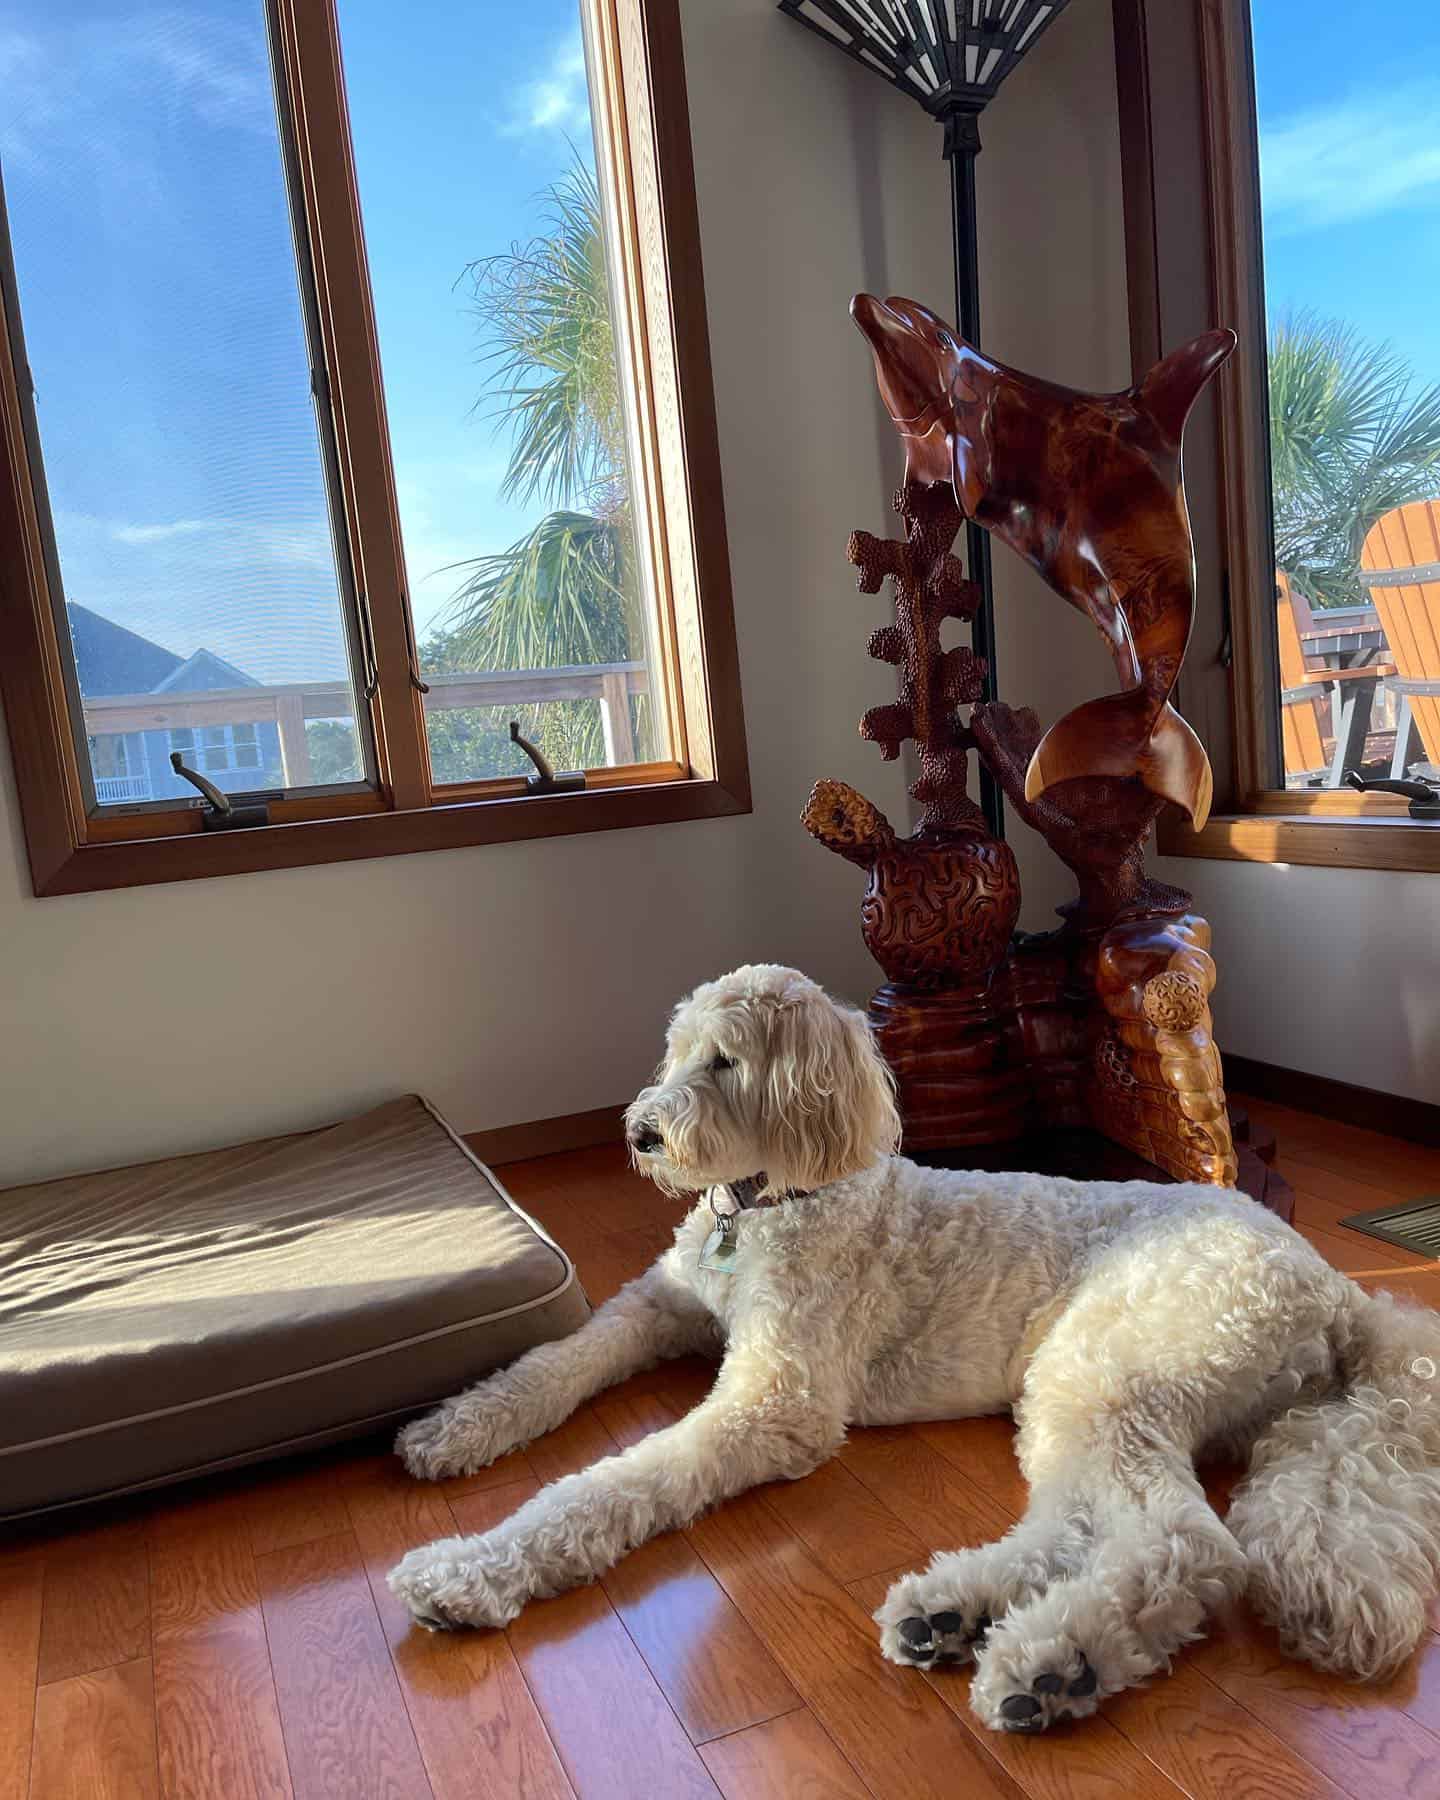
(14, 1098, 1440, 1798)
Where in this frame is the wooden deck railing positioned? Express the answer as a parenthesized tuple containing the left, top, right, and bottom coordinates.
(83, 662, 649, 788)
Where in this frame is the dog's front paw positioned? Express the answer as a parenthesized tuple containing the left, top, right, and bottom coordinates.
(970, 1628, 1102, 1733)
(875, 1568, 994, 1668)
(387, 1536, 523, 1632)
(395, 1401, 509, 1481)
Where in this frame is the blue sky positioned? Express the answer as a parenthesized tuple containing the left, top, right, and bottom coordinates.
(2, 2, 1437, 689)
(2, 0, 591, 685)
(1252, 0, 1440, 388)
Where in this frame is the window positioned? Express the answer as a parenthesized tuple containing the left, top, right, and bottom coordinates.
(0, 0, 746, 895)
(171, 725, 267, 778)
(1113, 0, 1440, 872)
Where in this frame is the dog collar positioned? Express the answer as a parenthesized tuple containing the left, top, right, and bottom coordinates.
(700, 1174, 810, 1277)
(714, 1173, 809, 1217)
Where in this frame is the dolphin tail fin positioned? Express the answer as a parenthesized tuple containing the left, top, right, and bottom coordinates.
(1023, 691, 1214, 827)
(1137, 328, 1236, 447)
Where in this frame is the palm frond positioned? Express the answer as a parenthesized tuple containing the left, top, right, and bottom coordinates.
(439, 508, 639, 672)
(460, 161, 624, 510)
(1269, 313, 1440, 608)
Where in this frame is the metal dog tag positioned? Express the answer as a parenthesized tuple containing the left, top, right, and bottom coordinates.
(702, 1209, 738, 1281)
(698, 1226, 739, 1274)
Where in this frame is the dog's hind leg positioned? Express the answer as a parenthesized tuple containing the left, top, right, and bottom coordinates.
(966, 1433, 1244, 1732)
(876, 1505, 1092, 1668)
(954, 1208, 1324, 1732)
(396, 1256, 721, 1481)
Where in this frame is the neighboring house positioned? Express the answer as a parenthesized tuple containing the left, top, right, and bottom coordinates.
(68, 602, 283, 805)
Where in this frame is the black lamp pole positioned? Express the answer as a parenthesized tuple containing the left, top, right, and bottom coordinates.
(944, 108, 1001, 834)
(776, 0, 1078, 840)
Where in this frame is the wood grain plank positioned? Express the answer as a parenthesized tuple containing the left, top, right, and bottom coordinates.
(1295, 1218, 1415, 1273)
(255, 1530, 431, 1799)
(837, 1426, 1015, 1550)
(601, 1527, 802, 1743)
(593, 1388, 682, 1450)
(346, 1478, 573, 1800)
(507, 1581, 720, 1800)
(243, 1459, 356, 1558)
(0, 1551, 44, 1800)
(929, 1665, 1184, 1800)
(1245, 1100, 1440, 1194)
(523, 1405, 620, 1485)
(37, 1516, 150, 1685)
(698, 1707, 871, 1800)
(688, 1489, 1023, 1800)
(500, 1144, 667, 1236)
(1103, 1657, 1355, 1800)
(148, 1497, 293, 1800)
(30, 1658, 159, 1800)
(914, 1416, 1030, 1519)
(1191, 1605, 1440, 1797)
(761, 1458, 928, 1583)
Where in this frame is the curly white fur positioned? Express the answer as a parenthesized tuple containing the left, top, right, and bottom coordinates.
(388, 964, 1440, 1732)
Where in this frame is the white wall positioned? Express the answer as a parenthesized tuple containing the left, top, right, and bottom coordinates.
(0, 0, 955, 1186)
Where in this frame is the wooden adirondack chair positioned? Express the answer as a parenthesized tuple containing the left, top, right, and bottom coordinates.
(1361, 499, 1440, 777)
(1275, 570, 1397, 785)
(1275, 571, 1329, 782)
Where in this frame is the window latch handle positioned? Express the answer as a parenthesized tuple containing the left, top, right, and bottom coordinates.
(508, 721, 585, 794)
(169, 752, 272, 829)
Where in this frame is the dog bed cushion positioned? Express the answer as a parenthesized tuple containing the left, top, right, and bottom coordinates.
(0, 1095, 589, 1519)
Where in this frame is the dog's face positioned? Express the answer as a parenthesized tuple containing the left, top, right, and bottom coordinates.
(624, 964, 900, 1198)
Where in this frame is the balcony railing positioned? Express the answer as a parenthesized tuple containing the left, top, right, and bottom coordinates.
(93, 773, 155, 804)
(82, 661, 649, 794)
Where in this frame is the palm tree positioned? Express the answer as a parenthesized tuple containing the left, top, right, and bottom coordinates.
(1269, 313, 1440, 609)
(439, 161, 645, 771)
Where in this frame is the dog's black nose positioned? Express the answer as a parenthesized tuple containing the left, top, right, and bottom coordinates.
(630, 1125, 663, 1155)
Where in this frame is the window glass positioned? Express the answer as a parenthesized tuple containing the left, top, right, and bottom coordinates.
(3, 0, 369, 804)
(335, 0, 663, 783)
(1253, 0, 1440, 796)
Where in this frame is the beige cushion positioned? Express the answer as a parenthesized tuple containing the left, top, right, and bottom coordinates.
(0, 1095, 589, 1518)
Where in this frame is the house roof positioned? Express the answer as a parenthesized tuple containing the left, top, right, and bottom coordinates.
(66, 603, 259, 697)
(67, 602, 183, 697)
(152, 648, 260, 692)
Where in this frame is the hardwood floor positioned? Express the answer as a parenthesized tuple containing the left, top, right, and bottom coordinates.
(9, 1094, 1440, 1799)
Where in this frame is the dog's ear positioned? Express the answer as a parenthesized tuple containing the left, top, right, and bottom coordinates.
(762, 984, 901, 1191)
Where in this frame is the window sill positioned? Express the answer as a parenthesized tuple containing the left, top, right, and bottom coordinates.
(30, 771, 750, 896)
(1158, 807, 1440, 874)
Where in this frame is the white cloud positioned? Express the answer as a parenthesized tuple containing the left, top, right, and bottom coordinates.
(1260, 82, 1440, 233)
(1, 13, 272, 169)
(505, 33, 591, 138)
(111, 518, 211, 544)
(102, 516, 331, 569)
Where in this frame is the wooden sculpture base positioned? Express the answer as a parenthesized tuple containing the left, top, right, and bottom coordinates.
(869, 908, 1260, 1196)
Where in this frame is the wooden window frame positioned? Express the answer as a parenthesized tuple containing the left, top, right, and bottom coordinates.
(1113, 0, 1439, 874)
(0, 0, 748, 897)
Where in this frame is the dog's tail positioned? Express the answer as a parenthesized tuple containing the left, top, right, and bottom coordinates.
(1229, 1286, 1440, 1679)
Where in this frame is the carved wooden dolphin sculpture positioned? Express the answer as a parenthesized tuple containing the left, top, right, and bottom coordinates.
(850, 293, 1235, 828)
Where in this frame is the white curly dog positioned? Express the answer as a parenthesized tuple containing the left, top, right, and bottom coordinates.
(390, 964, 1440, 1733)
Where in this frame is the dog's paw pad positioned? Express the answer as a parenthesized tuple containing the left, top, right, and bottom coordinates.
(986, 1652, 1099, 1732)
(897, 1617, 935, 1660)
